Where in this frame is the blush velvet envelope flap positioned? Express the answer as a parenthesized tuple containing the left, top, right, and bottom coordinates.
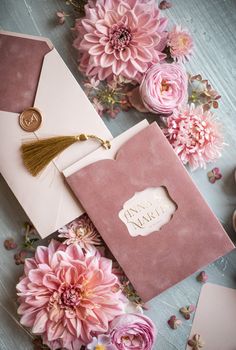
(65, 122, 234, 301)
(186, 283, 236, 349)
(0, 31, 112, 238)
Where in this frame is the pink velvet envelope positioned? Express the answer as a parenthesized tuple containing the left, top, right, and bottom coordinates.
(0, 31, 112, 238)
(186, 283, 236, 350)
(65, 122, 234, 301)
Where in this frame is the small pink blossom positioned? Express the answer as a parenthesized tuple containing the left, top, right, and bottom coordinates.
(58, 214, 102, 250)
(168, 25, 193, 63)
(140, 63, 188, 114)
(56, 10, 67, 25)
(207, 167, 222, 183)
(167, 315, 182, 329)
(87, 335, 116, 350)
(92, 97, 105, 116)
(196, 271, 208, 283)
(16, 240, 124, 350)
(14, 250, 26, 265)
(109, 313, 156, 350)
(84, 77, 100, 91)
(73, 0, 168, 82)
(179, 305, 196, 320)
(4, 238, 17, 250)
(164, 104, 224, 170)
(159, 1, 172, 10)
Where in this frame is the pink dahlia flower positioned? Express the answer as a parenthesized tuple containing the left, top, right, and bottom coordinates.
(73, 0, 168, 82)
(167, 25, 193, 63)
(58, 213, 101, 250)
(109, 313, 156, 350)
(16, 240, 124, 350)
(140, 63, 188, 114)
(164, 104, 224, 170)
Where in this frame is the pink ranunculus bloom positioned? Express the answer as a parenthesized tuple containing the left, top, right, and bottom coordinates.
(163, 104, 224, 170)
(139, 63, 188, 114)
(109, 313, 156, 350)
(73, 0, 168, 82)
(167, 25, 193, 63)
(16, 240, 124, 350)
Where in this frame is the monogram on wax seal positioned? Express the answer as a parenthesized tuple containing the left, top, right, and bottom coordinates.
(19, 107, 42, 132)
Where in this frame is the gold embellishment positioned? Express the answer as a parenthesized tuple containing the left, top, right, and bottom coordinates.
(19, 107, 42, 132)
(21, 132, 111, 176)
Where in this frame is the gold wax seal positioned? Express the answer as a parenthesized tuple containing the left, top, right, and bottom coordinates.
(19, 107, 42, 132)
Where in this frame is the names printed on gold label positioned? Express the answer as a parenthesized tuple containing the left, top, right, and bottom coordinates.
(119, 187, 177, 237)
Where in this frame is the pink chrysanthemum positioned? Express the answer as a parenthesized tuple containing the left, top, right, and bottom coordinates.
(167, 25, 193, 63)
(58, 213, 101, 250)
(16, 240, 124, 350)
(164, 104, 224, 170)
(73, 0, 168, 82)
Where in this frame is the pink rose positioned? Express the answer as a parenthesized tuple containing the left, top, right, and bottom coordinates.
(140, 63, 188, 114)
(109, 313, 156, 350)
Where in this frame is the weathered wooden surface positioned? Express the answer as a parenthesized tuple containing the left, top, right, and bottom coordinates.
(0, 0, 236, 349)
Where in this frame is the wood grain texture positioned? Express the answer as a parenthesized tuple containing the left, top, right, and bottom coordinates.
(0, 0, 236, 349)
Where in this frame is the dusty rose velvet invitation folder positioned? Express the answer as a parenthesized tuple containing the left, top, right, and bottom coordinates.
(65, 123, 234, 301)
(0, 31, 112, 238)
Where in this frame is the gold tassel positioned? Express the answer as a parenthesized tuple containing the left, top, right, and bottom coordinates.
(21, 134, 111, 176)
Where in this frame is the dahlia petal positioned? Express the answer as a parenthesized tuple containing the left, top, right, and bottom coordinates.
(47, 321, 65, 341)
(28, 269, 45, 284)
(88, 44, 105, 56)
(138, 13, 150, 27)
(105, 43, 114, 54)
(81, 19, 95, 32)
(95, 21, 109, 35)
(24, 258, 37, 274)
(159, 16, 168, 31)
(129, 45, 138, 58)
(84, 33, 99, 43)
(144, 19, 161, 33)
(99, 257, 112, 272)
(16, 277, 29, 293)
(133, 35, 154, 47)
(28, 295, 50, 308)
(87, 269, 104, 288)
(120, 47, 131, 62)
(79, 39, 93, 51)
(104, 10, 120, 25)
(117, 2, 131, 16)
(42, 274, 60, 290)
(123, 64, 138, 79)
(20, 308, 38, 327)
(112, 60, 126, 75)
(64, 266, 79, 285)
(126, 11, 138, 30)
(32, 310, 48, 333)
(35, 246, 49, 264)
(136, 47, 153, 62)
(66, 243, 85, 260)
(100, 53, 114, 67)
(99, 36, 109, 45)
(49, 306, 64, 323)
(130, 58, 147, 72)
(98, 66, 113, 80)
(66, 317, 77, 335)
(48, 240, 63, 260)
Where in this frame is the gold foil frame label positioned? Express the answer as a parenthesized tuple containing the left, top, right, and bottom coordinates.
(119, 187, 177, 237)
